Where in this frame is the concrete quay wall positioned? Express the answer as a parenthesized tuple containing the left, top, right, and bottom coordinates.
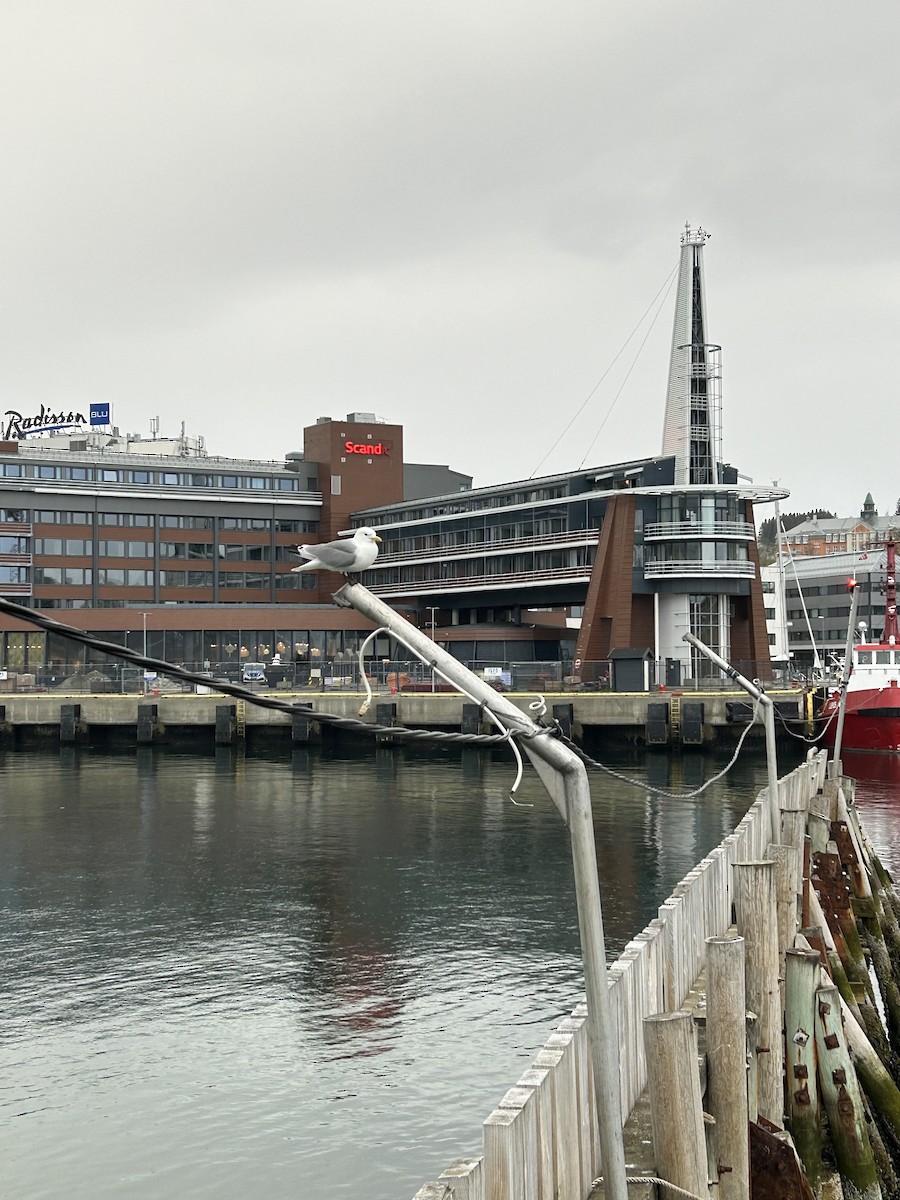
(0, 687, 811, 748)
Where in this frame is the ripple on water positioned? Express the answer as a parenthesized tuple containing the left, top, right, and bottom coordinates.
(0, 748, 797, 1199)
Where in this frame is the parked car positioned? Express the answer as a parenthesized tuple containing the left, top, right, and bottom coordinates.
(241, 661, 267, 685)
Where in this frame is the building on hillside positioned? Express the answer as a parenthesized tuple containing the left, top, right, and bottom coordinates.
(781, 494, 897, 558)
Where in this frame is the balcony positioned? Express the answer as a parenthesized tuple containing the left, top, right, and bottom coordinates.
(643, 520, 755, 540)
(369, 565, 592, 597)
(377, 530, 596, 568)
(644, 559, 756, 579)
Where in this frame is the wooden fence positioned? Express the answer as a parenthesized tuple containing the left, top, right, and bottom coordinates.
(411, 750, 829, 1200)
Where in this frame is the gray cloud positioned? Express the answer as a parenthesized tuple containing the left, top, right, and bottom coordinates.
(2, 0, 899, 518)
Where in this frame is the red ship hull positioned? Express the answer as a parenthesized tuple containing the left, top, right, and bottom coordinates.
(822, 686, 900, 754)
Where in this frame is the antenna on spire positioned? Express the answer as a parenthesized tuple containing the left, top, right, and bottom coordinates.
(681, 223, 711, 246)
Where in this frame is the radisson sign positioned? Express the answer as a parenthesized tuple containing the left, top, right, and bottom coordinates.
(2, 402, 111, 441)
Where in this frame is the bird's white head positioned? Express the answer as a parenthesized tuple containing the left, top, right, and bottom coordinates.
(354, 527, 382, 544)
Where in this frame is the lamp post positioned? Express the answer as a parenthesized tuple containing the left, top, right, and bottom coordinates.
(426, 607, 438, 691)
(141, 612, 150, 693)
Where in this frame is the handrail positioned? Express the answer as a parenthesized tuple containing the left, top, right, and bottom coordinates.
(644, 520, 755, 539)
(644, 560, 755, 577)
(369, 565, 592, 596)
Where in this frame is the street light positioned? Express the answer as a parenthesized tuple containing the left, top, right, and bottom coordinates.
(426, 607, 438, 691)
(141, 612, 150, 693)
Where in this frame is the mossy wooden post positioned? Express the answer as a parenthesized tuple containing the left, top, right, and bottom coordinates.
(705, 936, 750, 1200)
(815, 983, 882, 1200)
(643, 1011, 709, 1200)
(767, 842, 801, 984)
(784, 948, 823, 1189)
(734, 860, 783, 1127)
(837, 988, 900, 1148)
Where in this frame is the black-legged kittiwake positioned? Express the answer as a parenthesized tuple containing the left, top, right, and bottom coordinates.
(290, 527, 382, 574)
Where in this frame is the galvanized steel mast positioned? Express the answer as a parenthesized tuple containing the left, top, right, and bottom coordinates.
(332, 580, 628, 1200)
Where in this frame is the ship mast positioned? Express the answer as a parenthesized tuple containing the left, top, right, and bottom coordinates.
(884, 535, 899, 643)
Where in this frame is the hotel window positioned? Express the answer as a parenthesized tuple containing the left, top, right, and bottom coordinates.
(34, 538, 63, 554)
(64, 512, 92, 524)
(99, 513, 126, 526)
(0, 565, 28, 584)
(34, 511, 61, 522)
(34, 567, 63, 584)
(276, 478, 298, 491)
(100, 541, 127, 556)
(63, 568, 92, 585)
(221, 476, 239, 489)
(1, 464, 24, 477)
(129, 470, 152, 484)
(248, 477, 267, 490)
(191, 474, 213, 487)
(219, 571, 271, 589)
(0, 535, 28, 553)
(162, 472, 181, 486)
(65, 539, 91, 555)
(0, 508, 28, 522)
(66, 467, 92, 481)
(99, 469, 122, 482)
(38, 466, 60, 479)
(127, 570, 154, 586)
(98, 569, 126, 585)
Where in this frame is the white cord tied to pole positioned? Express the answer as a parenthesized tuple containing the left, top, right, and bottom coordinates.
(356, 625, 532, 805)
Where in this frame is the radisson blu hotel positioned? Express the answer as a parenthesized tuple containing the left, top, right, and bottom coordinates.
(0, 227, 784, 686)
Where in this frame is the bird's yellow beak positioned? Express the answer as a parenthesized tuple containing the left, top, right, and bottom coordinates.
(374, 535, 382, 543)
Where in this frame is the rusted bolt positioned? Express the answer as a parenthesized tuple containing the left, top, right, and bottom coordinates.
(717, 1163, 733, 1176)
(832, 1068, 847, 1085)
(793, 1064, 809, 1079)
(819, 999, 832, 1018)
(756, 1045, 770, 1055)
(824, 1033, 840, 1050)
(794, 1083, 811, 1106)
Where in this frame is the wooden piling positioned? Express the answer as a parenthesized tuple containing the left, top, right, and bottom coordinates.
(734, 860, 784, 1127)
(705, 935, 750, 1200)
(784, 948, 824, 1189)
(642, 1011, 709, 1200)
(767, 841, 802, 981)
(815, 982, 882, 1200)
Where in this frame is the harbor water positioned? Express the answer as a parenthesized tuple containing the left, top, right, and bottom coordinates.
(2, 742, 895, 1199)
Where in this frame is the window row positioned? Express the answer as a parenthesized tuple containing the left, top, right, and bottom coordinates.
(29, 567, 316, 589)
(17, 511, 318, 532)
(1, 463, 316, 491)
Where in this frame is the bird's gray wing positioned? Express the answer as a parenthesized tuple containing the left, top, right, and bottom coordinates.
(310, 539, 360, 569)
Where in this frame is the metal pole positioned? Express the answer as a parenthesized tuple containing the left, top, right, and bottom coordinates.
(141, 612, 150, 694)
(682, 631, 780, 843)
(333, 580, 628, 1200)
(831, 582, 861, 774)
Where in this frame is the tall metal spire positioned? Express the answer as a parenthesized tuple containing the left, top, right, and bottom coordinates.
(661, 224, 722, 486)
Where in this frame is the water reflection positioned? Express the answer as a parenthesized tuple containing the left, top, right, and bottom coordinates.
(0, 745, 801, 1200)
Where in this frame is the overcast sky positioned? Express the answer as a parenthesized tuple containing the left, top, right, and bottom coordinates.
(2, 1, 897, 522)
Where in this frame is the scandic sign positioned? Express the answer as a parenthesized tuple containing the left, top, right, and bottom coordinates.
(344, 440, 391, 456)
